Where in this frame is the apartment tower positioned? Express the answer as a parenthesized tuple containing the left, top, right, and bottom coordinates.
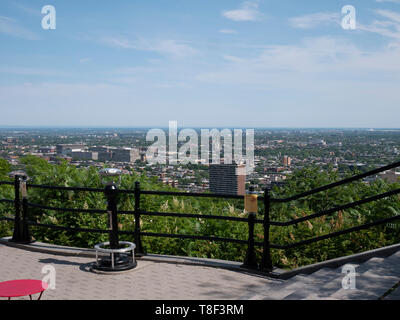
(209, 163, 246, 195)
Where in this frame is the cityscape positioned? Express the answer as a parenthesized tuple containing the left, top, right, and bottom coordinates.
(1, 127, 399, 194)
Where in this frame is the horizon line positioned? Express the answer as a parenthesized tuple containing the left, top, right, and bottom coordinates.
(0, 126, 399, 130)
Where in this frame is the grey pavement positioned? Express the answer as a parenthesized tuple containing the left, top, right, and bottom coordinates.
(1, 242, 400, 300)
(0, 243, 279, 300)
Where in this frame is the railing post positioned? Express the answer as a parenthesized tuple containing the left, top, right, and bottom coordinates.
(11, 175, 33, 243)
(241, 212, 258, 269)
(260, 188, 273, 272)
(20, 177, 33, 243)
(105, 183, 119, 249)
(134, 181, 144, 255)
(11, 175, 22, 242)
(21, 197, 32, 243)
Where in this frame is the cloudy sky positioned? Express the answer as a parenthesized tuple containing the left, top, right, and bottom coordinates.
(0, 0, 400, 128)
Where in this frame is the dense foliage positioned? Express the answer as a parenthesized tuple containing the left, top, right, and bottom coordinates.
(1, 156, 399, 269)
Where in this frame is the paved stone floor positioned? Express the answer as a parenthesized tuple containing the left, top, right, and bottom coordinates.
(0, 243, 279, 300)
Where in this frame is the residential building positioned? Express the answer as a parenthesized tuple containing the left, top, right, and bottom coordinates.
(209, 163, 246, 195)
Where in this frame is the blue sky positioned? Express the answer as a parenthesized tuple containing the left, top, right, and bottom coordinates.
(0, 0, 400, 128)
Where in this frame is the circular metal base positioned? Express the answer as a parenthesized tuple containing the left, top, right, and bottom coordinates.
(93, 241, 137, 272)
(92, 254, 137, 272)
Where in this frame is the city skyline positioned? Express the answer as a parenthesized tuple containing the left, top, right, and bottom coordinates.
(1, 0, 400, 128)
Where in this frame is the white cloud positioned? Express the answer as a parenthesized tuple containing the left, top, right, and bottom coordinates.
(358, 23, 400, 39)
(101, 36, 197, 58)
(290, 9, 400, 39)
(289, 12, 341, 29)
(358, 9, 400, 39)
(222, 1, 263, 22)
(79, 58, 92, 64)
(219, 29, 237, 34)
(193, 36, 400, 127)
(376, 0, 400, 3)
(152, 82, 191, 89)
(11, 2, 41, 17)
(195, 37, 400, 87)
(376, 9, 400, 23)
(0, 16, 40, 40)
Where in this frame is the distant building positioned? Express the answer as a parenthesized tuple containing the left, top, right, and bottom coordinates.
(38, 146, 56, 154)
(98, 151, 113, 162)
(5, 137, 18, 144)
(89, 146, 139, 163)
(70, 151, 98, 161)
(112, 148, 140, 163)
(56, 144, 85, 155)
(309, 139, 327, 146)
(89, 146, 113, 153)
(163, 178, 179, 188)
(283, 156, 291, 167)
(209, 163, 246, 195)
(379, 170, 400, 183)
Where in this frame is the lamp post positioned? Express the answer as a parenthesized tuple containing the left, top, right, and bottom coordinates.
(92, 168, 137, 272)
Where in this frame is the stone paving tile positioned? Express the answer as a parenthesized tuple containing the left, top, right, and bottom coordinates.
(0, 244, 279, 300)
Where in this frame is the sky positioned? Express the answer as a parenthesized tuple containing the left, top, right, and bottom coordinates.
(0, 0, 400, 128)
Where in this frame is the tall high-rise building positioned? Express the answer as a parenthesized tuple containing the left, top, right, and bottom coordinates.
(283, 155, 291, 167)
(209, 163, 246, 195)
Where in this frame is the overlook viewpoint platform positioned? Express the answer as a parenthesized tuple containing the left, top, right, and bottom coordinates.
(1, 238, 400, 300)
(0, 239, 279, 300)
(1, 161, 400, 300)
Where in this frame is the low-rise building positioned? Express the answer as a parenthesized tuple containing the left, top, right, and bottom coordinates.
(380, 170, 400, 183)
(56, 144, 85, 155)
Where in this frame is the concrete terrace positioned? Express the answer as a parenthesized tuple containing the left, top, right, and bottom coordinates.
(0, 241, 279, 300)
(1, 239, 400, 300)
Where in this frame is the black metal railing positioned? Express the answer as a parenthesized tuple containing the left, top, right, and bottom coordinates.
(0, 160, 399, 273)
(259, 160, 400, 271)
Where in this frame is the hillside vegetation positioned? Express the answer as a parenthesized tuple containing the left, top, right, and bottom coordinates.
(1, 155, 399, 269)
